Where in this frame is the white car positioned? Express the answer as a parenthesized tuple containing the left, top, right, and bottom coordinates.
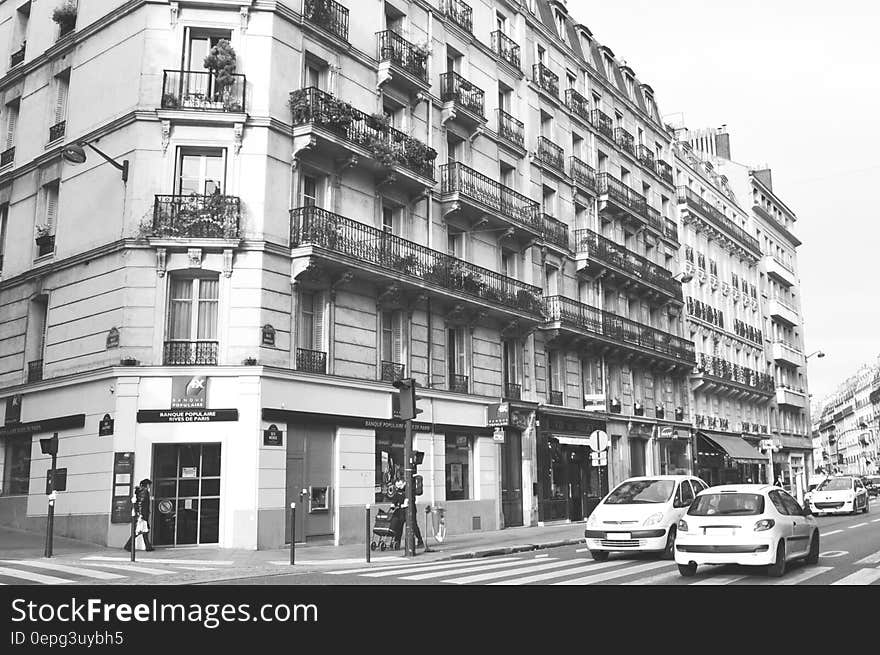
(584, 475, 708, 561)
(808, 476, 870, 515)
(675, 484, 819, 578)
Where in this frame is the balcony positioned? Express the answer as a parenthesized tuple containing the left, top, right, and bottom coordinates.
(376, 30, 429, 90)
(161, 70, 246, 113)
(164, 341, 219, 366)
(548, 390, 564, 406)
(290, 206, 546, 322)
(0, 147, 14, 167)
(637, 145, 655, 171)
(296, 347, 327, 374)
(27, 359, 43, 383)
(504, 382, 521, 400)
(534, 136, 565, 175)
(590, 109, 614, 141)
(439, 161, 541, 241)
(441, 0, 473, 33)
(290, 87, 436, 189)
(540, 214, 569, 252)
(598, 173, 662, 233)
(440, 71, 486, 130)
(663, 219, 679, 243)
(655, 159, 674, 185)
(381, 361, 405, 382)
(691, 354, 775, 400)
(614, 127, 636, 157)
(491, 30, 520, 70)
(768, 297, 799, 326)
(764, 254, 797, 287)
(496, 109, 524, 150)
(574, 229, 683, 304)
(776, 385, 807, 409)
(48, 121, 65, 142)
(565, 89, 591, 124)
(686, 297, 724, 328)
(543, 296, 696, 369)
(151, 194, 241, 241)
(449, 373, 470, 393)
(303, 0, 349, 42)
(676, 186, 761, 257)
(10, 45, 25, 68)
(532, 63, 558, 98)
(771, 341, 806, 368)
(570, 156, 598, 195)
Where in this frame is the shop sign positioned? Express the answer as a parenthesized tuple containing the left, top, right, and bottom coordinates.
(583, 394, 605, 412)
(171, 376, 208, 409)
(487, 402, 510, 427)
(493, 427, 506, 443)
(99, 414, 114, 436)
(362, 418, 432, 433)
(264, 424, 283, 446)
(110, 452, 135, 524)
(0, 413, 85, 437)
(659, 426, 675, 439)
(181, 467, 198, 479)
(136, 409, 239, 423)
(4, 394, 22, 425)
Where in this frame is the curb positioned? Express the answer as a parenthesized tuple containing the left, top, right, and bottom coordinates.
(443, 537, 587, 561)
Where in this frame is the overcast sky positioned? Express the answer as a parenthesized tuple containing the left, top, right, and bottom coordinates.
(569, 0, 880, 406)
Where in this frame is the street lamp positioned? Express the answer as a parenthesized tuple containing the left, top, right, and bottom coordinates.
(61, 142, 129, 182)
(806, 351, 825, 360)
(673, 271, 694, 284)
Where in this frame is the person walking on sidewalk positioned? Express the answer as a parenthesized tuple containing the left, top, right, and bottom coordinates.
(124, 479, 154, 552)
(390, 479, 423, 550)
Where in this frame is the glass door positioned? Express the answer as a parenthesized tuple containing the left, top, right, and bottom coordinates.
(177, 149, 225, 196)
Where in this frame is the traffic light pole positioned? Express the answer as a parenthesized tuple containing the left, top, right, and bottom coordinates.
(404, 417, 415, 557)
(44, 450, 57, 558)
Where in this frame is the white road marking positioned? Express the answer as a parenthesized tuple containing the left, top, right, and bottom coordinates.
(272, 557, 404, 566)
(849, 523, 869, 529)
(81, 556, 234, 565)
(534, 553, 550, 558)
(76, 562, 173, 576)
(325, 557, 518, 575)
(854, 550, 880, 565)
(819, 550, 848, 558)
(442, 560, 577, 584)
(831, 568, 880, 585)
(493, 559, 632, 586)
(820, 530, 843, 536)
(0, 560, 124, 581)
(554, 560, 670, 585)
(403, 559, 551, 581)
(0, 566, 73, 584)
(174, 566, 219, 571)
(622, 569, 682, 586)
(360, 557, 524, 578)
(770, 566, 832, 585)
(575, 548, 590, 553)
(691, 574, 749, 585)
(871, 519, 880, 523)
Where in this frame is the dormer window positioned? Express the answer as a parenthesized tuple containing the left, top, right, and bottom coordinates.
(603, 55, 614, 78)
(624, 74, 634, 100)
(554, 10, 566, 41)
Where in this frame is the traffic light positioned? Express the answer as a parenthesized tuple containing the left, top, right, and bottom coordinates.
(413, 474, 423, 496)
(40, 435, 58, 456)
(392, 378, 423, 420)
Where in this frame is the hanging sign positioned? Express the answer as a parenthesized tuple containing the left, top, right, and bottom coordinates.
(137, 408, 238, 423)
(493, 427, 506, 443)
(99, 414, 114, 436)
(488, 402, 510, 427)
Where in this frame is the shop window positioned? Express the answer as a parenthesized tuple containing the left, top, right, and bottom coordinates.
(1, 436, 31, 495)
(445, 434, 473, 500)
(375, 431, 404, 503)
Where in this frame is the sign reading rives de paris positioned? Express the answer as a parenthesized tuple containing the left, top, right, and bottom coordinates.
(136, 409, 239, 423)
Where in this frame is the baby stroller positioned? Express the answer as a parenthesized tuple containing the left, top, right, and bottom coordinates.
(370, 505, 404, 551)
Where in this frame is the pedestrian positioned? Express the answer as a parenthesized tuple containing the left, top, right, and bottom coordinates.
(124, 479, 154, 552)
(390, 479, 423, 550)
(774, 475, 784, 488)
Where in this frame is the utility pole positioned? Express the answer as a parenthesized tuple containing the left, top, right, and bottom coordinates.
(393, 378, 422, 558)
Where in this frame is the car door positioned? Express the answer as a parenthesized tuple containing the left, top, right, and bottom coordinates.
(768, 490, 796, 558)
(856, 479, 868, 509)
(779, 491, 812, 555)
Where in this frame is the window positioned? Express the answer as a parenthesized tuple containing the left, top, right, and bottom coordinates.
(375, 431, 404, 502)
(40, 180, 59, 239)
(177, 148, 225, 196)
(0, 203, 7, 271)
(495, 11, 507, 35)
(381, 206, 396, 235)
(554, 11, 566, 41)
(2, 436, 31, 496)
(537, 44, 546, 65)
(447, 328, 467, 389)
(566, 72, 576, 91)
(445, 434, 473, 500)
(501, 250, 516, 278)
(168, 276, 219, 347)
(447, 133, 461, 164)
(544, 265, 558, 295)
(676, 480, 695, 506)
(779, 491, 805, 516)
(5, 101, 19, 151)
(447, 231, 463, 258)
(581, 356, 602, 396)
(185, 30, 231, 71)
(502, 339, 519, 386)
(380, 310, 402, 365)
(542, 185, 555, 216)
(52, 70, 70, 132)
(300, 173, 319, 207)
(768, 490, 788, 514)
(26, 294, 48, 376)
(298, 290, 324, 351)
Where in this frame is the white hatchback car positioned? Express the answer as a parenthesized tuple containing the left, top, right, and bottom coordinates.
(675, 484, 819, 578)
(584, 475, 708, 561)
(808, 476, 870, 515)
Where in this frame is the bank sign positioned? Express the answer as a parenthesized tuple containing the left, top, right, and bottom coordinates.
(137, 409, 239, 423)
(171, 376, 208, 409)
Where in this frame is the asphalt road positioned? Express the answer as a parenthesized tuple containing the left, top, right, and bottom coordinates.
(214, 503, 880, 586)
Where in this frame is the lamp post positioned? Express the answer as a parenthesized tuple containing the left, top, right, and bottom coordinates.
(61, 142, 129, 182)
(805, 351, 826, 360)
(673, 271, 694, 284)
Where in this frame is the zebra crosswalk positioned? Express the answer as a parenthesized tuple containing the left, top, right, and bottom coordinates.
(325, 552, 880, 586)
(0, 557, 235, 585)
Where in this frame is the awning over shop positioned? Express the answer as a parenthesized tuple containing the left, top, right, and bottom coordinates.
(699, 432, 765, 463)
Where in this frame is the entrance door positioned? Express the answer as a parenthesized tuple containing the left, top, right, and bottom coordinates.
(500, 429, 523, 527)
(286, 424, 334, 543)
(566, 448, 588, 521)
(152, 443, 222, 546)
(630, 439, 646, 477)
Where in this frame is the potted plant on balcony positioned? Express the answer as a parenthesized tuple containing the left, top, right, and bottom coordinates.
(162, 92, 180, 109)
(369, 136, 397, 169)
(203, 39, 238, 108)
(366, 112, 391, 133)
(52, 1, 78, 37)
(515, 289, 544, 315)
(35, 223, 54, 245)
(410, 42, 430, 75)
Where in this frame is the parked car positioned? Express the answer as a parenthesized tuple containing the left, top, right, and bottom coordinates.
(862, 475, 880, 498)
(584, 475, 708, 561)
(808, 476, 870, 515)
(675, 484, 819, 578)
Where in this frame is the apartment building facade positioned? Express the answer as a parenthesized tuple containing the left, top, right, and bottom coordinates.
(0, 0, 696, 549)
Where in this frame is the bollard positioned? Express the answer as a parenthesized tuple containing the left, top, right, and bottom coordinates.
(365, 504, 371, 563)
(130, 503, 137, 562)
(289, 502, 296, 565)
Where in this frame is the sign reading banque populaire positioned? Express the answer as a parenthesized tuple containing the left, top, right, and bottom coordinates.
(171, 375, 208, 409)
(137, 409, 239, 423)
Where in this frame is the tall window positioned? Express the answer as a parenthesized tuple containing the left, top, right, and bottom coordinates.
(300, 173, 319, 207)
(502, 339, 519, 387)
(299, 290, 324, 352)
(0, 203, 8, 272)
(446, 435, 473, 500)
(26, 295, 48, 373)
(544, 265, 559, 296)
(447, 328, 466, 383)
(447, 231, 463, 258)
(177, 148, 225, 195)
(52, 70, 70, 131)
(5, 101, 19, 151)
(581, 357, 602, 396)
(42, 181, 59, 235)
(447, 133, 462, 164)
(168, 276, 219, 347)
(501, 250, 516, 278)
(381, 310, 402, 364)
(536, 44, 546, 65)
(495, 11, 507, 34)
(184, 30, 231, 71)
(381, 206, 397, 235)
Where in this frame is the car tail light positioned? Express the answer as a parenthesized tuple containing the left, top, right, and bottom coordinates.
(754, 519, 775, 532)
(677, 519, 689, 533)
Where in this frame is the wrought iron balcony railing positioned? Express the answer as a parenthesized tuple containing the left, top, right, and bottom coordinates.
(440, 71, 485, 117)
(533, 63, 558, 97)
(36, 234, 55, 257)
(290, 206, 546, 316)
(663, 219, 679, 243)
(381, 361, 405, 382)
(440, 161, 541, 234)
(644, 205, 665, 233)
(290, 87, 436, 179)
(591, 109, 614, 140)
(152, 194, 241, 239)
(598, 172, 648, 217)
(677, 186, 761, 254)
(162, 70, 247, 112)
(10, 45, 25, 68)
(296, 347, 327, 373)
(535, 136, 564, 173)
(164, 340, 219, 365)
(490, 30, 520, 69)
(544, 296, 695, 364)
(541, 214, 569, 251)
(27, 359, 43, 383)
(656, 159, 674, 185)
(574, 229, 683, 300)
(548, 390, 564, 406)
(303, 0, 350, 42)
(570, 156, 597, 193)
(614, 127, 635, 156)
(637, 144, 655, 170)
(695, 354, 774, 393)
(1, 147, 14, 167)
(441, 0, 473, 32)
(497, 109, 524, 148)
(504, 382, 521, 400)
(565, 88, 590, 124)
(48, 121, 65, 142)
(377, 30, 428, 83)
(449, 373, 469, 393)
(686, 297, 724, 328)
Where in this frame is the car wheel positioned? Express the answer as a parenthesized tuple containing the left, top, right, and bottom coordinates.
(768, 541, 786, 577)
(805, 532, 820, 565)
(678, 562, 697, 577)
(662, 526, 677, 560)
(589, 550, 609, 562)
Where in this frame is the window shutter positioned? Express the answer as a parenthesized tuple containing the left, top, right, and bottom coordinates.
(45, 186, 58, 227)
(6, 106, 18, 148)
(313, 292, 325, 352)
(55, 77, 68, 124)
(392, 311, 402, 364)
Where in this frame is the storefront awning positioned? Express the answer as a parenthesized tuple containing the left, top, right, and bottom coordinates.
(699, 432, 765, 463)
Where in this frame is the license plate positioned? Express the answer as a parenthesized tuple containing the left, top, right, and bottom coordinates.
(705, 528, 735, 536)
(607, 533, 631, 540)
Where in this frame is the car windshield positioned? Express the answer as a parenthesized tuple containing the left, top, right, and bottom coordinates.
(817, 478, 853, 491)
(687, 493, 765, 516)
(604, 479, 675, 504)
